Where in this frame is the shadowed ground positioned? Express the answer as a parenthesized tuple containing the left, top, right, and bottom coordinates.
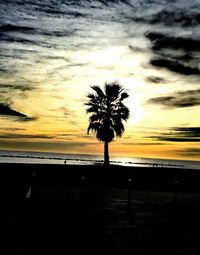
(0, 163, 200, 254)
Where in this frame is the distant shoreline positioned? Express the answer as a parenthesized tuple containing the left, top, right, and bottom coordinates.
(0, 154, 183, 168)
(0, 149, 199, 162)
(1, 151, 199, 170)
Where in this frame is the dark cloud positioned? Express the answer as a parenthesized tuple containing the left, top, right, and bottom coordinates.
(0, 24, 35, 33)
(0, 23, 75, 50)
(16, 116, 38, 122)
(173, 127, 200, 137)
(119, 2, 200, 28)
(152, 137, 200, 142)
(0, 133, 54, 139)
(146, 32, 200, 52)
(146, 76, 167, 84)
(38, 28, 77, 37)
(121, 142, 164, 146)
(33, 7, 66, 16)
(149, 127, 200, 143)
(128, 45, 145, 53)
(177, 148, 200, 157)
(0, 48, 38, 62)
(0, 103, 37, 122)
(0, 34, 39, 45)
(43, 9, 86, 19)
(0, 103, 27, 117)
(148, 89, 200, 108)
(24, 0, 89, 18)
(56, 134, 76, 137)
(55, 133, 95, 140)
(0, 140, 94, 151)
(150, 10, 200, 27)
(0, 83, 34, 92)
(146, 32, 200, 76)
(44, 56, 70, 62)
(0, 127, 25, 131)
(150, 59, 200, 76)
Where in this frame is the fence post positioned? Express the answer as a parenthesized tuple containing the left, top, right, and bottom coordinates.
(127, 178, 134, 223)
(173, 180, 179, 204)
(27, 170, 37, 200)
(80, 176, 85, 201)
(128, 178, 132, 209)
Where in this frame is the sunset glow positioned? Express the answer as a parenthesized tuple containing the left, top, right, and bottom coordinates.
(0, 0, 199, 161)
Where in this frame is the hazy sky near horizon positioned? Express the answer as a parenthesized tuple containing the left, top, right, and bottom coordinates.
(0, 0, 199, 160)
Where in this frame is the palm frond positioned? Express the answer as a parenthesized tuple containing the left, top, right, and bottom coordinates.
(113, 122, 124, 137)
(91, 85, 105, 99)
(85, 82, 129, 142)
(89, 113, 105, 122)
(87, 122, 102, 134)
(105, 82, 123, 101)
(85, 104, 101, 114)
(120, 92, 129, 101)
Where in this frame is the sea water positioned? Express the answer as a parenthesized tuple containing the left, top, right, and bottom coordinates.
(0, 150, 199, 170)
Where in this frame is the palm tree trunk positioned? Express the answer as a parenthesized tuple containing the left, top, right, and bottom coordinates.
(104, 140, 109, 166)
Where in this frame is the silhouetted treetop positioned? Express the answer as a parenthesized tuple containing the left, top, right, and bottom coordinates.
(85, 81, 130, 165)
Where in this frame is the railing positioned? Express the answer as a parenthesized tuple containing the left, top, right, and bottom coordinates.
(28, 172, 181, 206)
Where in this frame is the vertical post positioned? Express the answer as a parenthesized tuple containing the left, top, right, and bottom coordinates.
(30, 170, 37, 200)
(80, 176, 85, 201)
(173, 180, 179, 204)
(127, 178, 134, 223)
(127, 178, 132, 212)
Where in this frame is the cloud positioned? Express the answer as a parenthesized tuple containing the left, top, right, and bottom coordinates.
(0, 21, 77, 38)
(152, 137, 200, 142)
(0, 23, 72, 49)
(0, 133, 54, 139)
(177, 148, 200, 157)
(0, 103, 27, 117)
(149, 9, 200, 27)
(128, 45, 145, 53)
(0, 83, 34, 92)
(0, 127, 25, 131)
(146, 32, 200, 52)
(0, 103, 37, 122)
(0, 140, 94, 151)
(146, 76, 167, 84)
(150, 59, 200, 76)
(0, 34, 39, 45)
(0, 23, 35, 33)
(120, 142, 164, 146)
(148, 88, 200, 108)
(146, 32, 200, 76)
(173, 127, 200, 137)
(149, 127, 200, 142)
(118, 1, 200, 28)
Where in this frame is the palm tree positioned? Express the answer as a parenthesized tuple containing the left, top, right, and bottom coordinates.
(85, 81, 129, 166)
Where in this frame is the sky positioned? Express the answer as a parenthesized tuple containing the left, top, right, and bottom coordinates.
(0, 0, 199, 161)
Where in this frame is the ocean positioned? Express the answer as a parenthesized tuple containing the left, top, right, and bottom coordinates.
(0, 150, 199, 170)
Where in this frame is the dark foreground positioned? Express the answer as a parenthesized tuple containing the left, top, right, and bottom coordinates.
(1, 163, 200, 254)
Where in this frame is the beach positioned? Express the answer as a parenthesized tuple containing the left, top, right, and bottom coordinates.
(1, 163, 200, 254)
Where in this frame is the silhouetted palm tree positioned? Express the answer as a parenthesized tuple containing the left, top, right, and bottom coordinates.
(85, 81, 129, 166)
